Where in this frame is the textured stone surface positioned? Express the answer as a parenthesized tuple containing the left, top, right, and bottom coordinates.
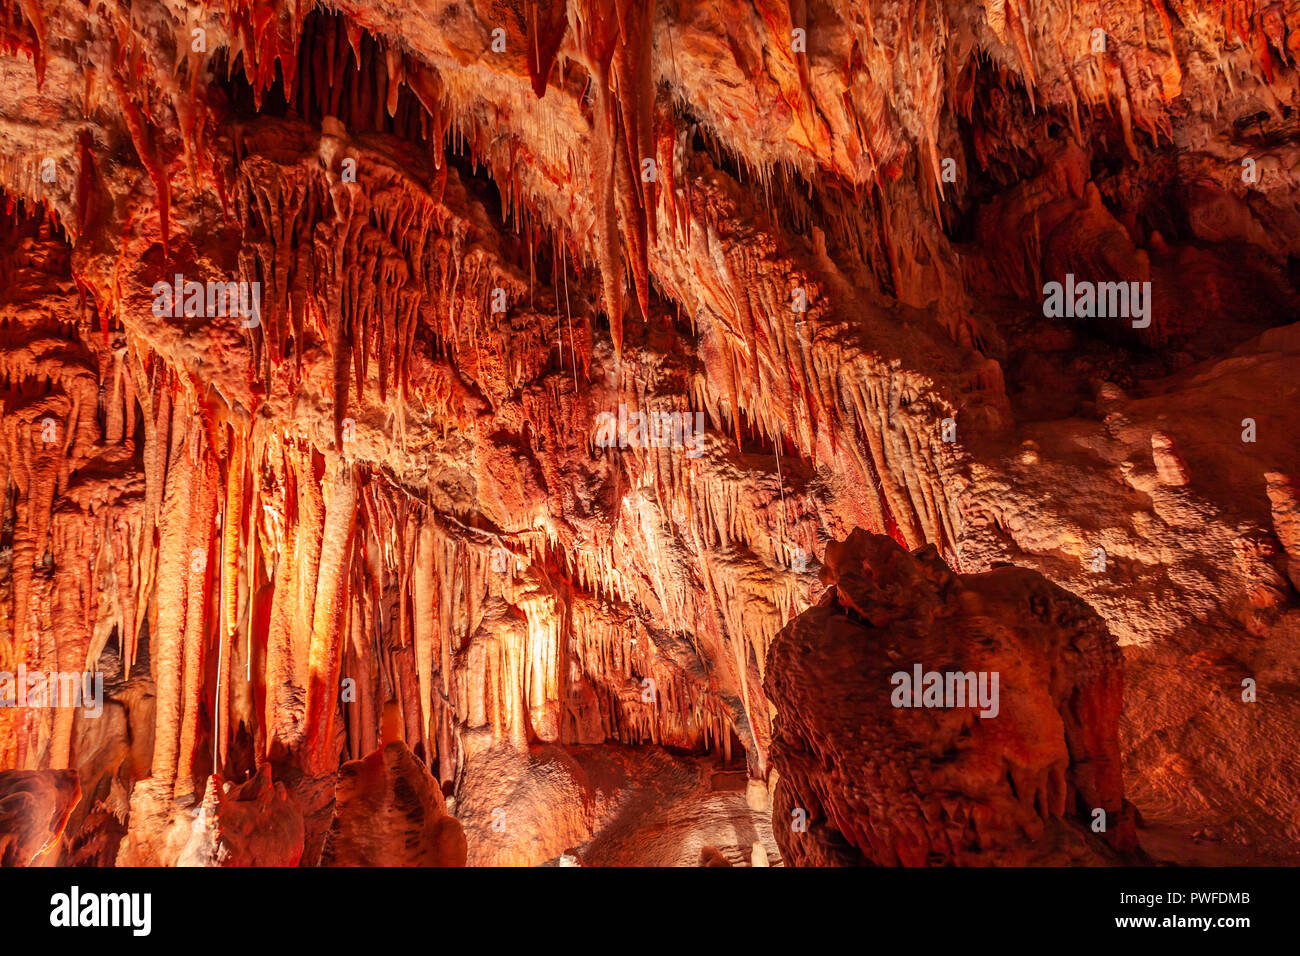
(0, 769, 80, 866)
(178, 767, 306, 867)
(457, 742, 777, 867)
(321, 707, 466, 866)
(321, 738, 467, 866)
(766, 531, 1139, 866)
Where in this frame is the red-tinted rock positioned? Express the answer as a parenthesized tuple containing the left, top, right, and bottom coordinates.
(765, 530, 1140, 866)
(1, 0, 1299, 869)
(0, 769, 80, 866)
(178, 767, 306, 867)
(321, 709, 467, 867)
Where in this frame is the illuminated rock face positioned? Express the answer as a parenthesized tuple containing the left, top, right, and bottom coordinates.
(0, 770, 80, 866)
(0, 0, 1299, 865)
(766, 530, 1138, 866)
(322, 737, 467, 867)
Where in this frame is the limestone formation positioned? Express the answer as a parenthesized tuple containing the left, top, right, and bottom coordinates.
(0, 0, 1298, 867)
(766, 530, 1139, 866)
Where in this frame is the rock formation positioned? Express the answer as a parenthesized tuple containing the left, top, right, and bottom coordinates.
(321, 703, 465, 866)
(0, 0, 1298, 865)
(0, 769, 79, 865)
(766, 530, 1138, 866)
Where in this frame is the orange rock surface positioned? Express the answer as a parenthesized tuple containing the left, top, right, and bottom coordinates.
(0, 0, 1297, 866)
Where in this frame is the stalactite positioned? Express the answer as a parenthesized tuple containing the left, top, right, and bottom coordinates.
(572, 0, 625, 361)
(175, 435, 219, 799)
(611, 0, 657, 326)
(215, 420, 247, 770)
(148, 406, 195, 792)
(263, 439, 303, 758)
(304, 458, 357, 773)
(411, 520, 437, 766)
(109, 75, 170, 254)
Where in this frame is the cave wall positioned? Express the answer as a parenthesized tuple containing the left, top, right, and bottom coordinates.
(0, 0, 1298, 864)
